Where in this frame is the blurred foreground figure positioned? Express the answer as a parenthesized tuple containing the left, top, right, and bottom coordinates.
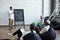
(12, 28, 30, 40)
(23, 24, 41, 40)
(35, 17, 56, 40)
(12, 24, 41, 40)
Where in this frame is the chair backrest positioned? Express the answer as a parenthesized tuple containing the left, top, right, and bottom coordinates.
(23, 33, 35, 40)
(40, 28, 56, 40)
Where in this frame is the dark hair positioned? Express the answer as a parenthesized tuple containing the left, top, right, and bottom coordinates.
(30, 24, 35, 32)
(44, 16, 49, 22)
(44, 16, 50, 25)
(10, 6, 12, 9)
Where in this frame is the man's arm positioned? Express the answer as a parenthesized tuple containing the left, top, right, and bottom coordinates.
(13, 29, 20, 36)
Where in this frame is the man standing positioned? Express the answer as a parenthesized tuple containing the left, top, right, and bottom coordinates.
(8, 6, 14, 31)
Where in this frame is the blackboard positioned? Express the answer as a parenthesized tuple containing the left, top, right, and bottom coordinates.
(14, 9, 24, 21)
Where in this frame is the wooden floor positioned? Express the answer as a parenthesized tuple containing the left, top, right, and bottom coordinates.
(0, 26, 60, 40)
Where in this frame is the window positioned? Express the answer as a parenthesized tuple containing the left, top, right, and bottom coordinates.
(51, 0, 60, 23)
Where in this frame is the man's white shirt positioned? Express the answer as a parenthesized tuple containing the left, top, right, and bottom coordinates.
(40, 25, 50, 34)
(8, 10, 14, 19)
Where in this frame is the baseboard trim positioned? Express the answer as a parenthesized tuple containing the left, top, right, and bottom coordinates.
(0, 24, 30, 27)
(0, 39, 10, 40)
(0, 25, 8, 27)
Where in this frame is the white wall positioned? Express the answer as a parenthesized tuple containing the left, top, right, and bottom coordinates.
(0, 0, 50, 25)
(44, 0, 51, 17)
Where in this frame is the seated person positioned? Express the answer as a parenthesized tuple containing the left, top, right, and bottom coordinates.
(11, 28, 30, 40)
(35, 19, 56, 40)
(10, 23, 41, 40)
(38, 16, 44, 28)
(33, 16, 44, 28)
(23, 24, 41, 40)
(40, 20, 56, 40)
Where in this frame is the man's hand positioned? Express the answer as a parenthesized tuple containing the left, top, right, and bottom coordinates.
(46, 20, 50, 24)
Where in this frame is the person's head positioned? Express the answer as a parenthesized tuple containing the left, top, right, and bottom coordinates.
(40, 16, 44, 19)
(44, 16, 50, 25)
(9, 6, 13, 10)
(30, 24, 35, 32)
